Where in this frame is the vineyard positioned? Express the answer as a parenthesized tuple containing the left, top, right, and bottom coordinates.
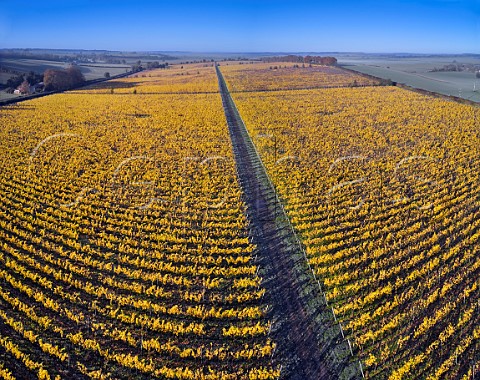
(226, 65, 480, 379)
(0, 59, 479, 380)
(0, 64, 279, 379)
(220, 62, 378, 92)
(72, 63, 219, 94)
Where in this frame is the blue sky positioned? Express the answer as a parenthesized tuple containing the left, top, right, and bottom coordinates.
(0, 0, 478, 53)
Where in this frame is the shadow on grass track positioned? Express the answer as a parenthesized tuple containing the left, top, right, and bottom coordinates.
(216, 66, 362, 380)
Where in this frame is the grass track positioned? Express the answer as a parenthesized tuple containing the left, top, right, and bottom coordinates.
(216, 65, 362, 380)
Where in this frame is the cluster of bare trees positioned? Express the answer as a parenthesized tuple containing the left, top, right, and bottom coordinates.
(44, 66, 85, 91)
(4, 71, 43, 93)
(263, 55, 337, 65)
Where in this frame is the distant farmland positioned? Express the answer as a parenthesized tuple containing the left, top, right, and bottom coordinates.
(0, 58, 130, 82)
(338, 55, 480, 102)
(0, 58, 131, 101)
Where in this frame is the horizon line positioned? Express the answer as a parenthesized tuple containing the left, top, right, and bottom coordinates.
(1, 48, 480, 56)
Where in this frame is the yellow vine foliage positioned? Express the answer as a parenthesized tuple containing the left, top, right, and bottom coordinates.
(0, 63, 279, 379)
(225, 64, 480, 379)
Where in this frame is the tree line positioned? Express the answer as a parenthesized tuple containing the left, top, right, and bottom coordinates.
(263, 55, 337, 65)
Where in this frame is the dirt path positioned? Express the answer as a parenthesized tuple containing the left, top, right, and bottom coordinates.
(216, 66, 360, 380)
